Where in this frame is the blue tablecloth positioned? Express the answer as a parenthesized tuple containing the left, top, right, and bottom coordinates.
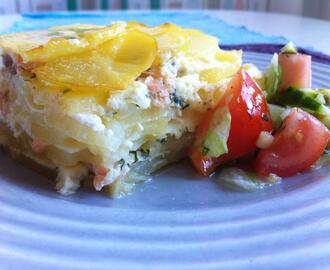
(1, 11, 287, 45)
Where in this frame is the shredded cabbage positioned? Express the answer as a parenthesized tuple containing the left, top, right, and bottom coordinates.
(216, 167, 281, 191)
(265, 53, 282, 101)
(203, 107, 231, 157)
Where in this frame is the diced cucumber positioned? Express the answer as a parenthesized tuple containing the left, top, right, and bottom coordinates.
(268, 104, 286, 129)
(281, 86, 330, 129)
(265, 53, 282, 101)
(281, 87, 326, 112)
(280, 41, 298, 54)
(203, 107, 231, 158)
(281, 87, 322, 111)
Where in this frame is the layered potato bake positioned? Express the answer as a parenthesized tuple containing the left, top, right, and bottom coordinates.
(0, 22, 242, 197)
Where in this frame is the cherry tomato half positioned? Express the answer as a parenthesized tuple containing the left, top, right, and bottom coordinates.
(255, 108, 330, 177)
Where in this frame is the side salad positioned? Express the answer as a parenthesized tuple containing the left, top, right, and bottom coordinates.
(189, 42, 330, 190)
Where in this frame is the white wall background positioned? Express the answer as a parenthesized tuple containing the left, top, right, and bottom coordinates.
(0, 0, 329, 21)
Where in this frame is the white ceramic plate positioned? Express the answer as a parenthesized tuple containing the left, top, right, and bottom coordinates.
(0, 49, 330, 270)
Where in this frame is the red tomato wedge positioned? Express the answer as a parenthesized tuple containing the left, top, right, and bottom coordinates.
(189, 69, 272, 176)
(255, 108, 330, 177)
(278, 53, 311, 91)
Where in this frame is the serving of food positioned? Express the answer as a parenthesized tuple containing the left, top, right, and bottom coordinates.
(0, 21, 329, 197)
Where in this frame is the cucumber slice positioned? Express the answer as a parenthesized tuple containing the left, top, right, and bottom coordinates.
(281, 87, 327, 112)
(281, 87, 322, 111)
(281, 86, 330, 129)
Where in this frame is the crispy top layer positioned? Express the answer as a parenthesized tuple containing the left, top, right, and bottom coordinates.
(0, 21, 241, 93)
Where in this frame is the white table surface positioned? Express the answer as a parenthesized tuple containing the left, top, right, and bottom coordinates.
(1, 10, 330, 55)
(208, 10, 330, 54)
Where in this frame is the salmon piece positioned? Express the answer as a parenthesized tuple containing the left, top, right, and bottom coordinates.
(92, 165, 109, 191)
(145, 76, 171, 108)
(93, 164, 109, 176)
(31, 140, 48, 154)
(278, 53, 311, 91)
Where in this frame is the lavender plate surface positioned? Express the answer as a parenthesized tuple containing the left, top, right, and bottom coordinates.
(0, 45, 330, 270)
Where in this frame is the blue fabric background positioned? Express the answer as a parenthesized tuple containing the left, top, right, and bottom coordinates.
(1, 11, 287, 45)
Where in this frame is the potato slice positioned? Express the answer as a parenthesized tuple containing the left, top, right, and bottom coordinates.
(151, 23, 190, 53)
(34, 29, 157, 91)
(21, 23, 127, 63)
(183, 29, 220, 59)
(200, 50, 242, 83)
(136, 23, 219, 57)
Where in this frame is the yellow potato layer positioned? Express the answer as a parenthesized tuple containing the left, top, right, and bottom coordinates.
(34, 30, 157, 91)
